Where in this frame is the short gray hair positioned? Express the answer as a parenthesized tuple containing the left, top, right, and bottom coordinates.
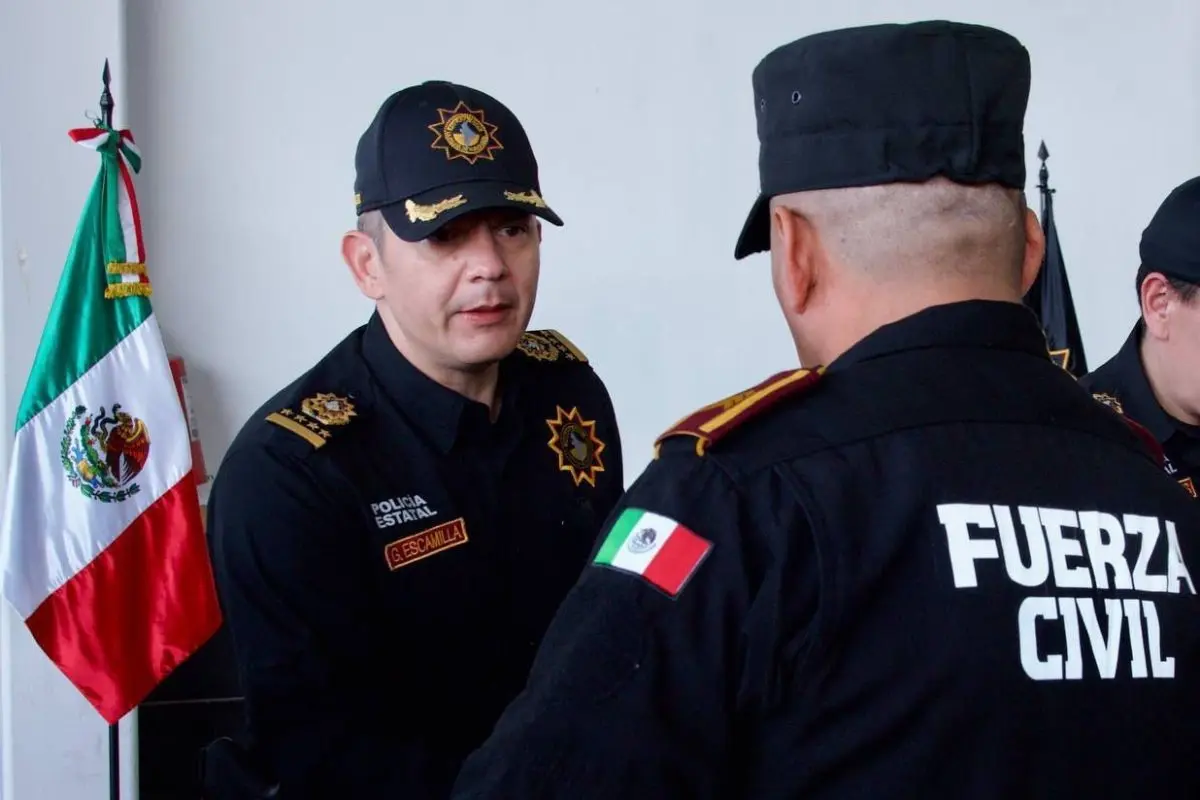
(356, 209, 387, 249)
(773, 178, 1028, 281)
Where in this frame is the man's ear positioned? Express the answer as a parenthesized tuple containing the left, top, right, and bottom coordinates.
(1018, 207, 1046, 295)
(770, 203, 820, 315)
(342, 231, 386, 300)
(1139, 272, 1173, 340)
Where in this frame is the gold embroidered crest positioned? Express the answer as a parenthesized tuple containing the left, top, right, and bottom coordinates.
(516, 330, 587, 363)
(1180, 477, 1197, 499)
(405, 195, 467, 223)
(301, 393, 357, 426)
(503, 189, 547, 208)
(428, 102, 503, 164)
(546, 406, 606, 488)
(1092, 393, 1124, 415)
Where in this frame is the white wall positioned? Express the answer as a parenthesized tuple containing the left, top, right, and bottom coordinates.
(2, 0, 1199, 796)
(122, 0, 1200, 487)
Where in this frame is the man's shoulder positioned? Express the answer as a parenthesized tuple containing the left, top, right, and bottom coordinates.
(511, 329, 593, 368)
(654, 367, 825, 460)
(227, 328, 374, 462)
(510, 328, 616, 407)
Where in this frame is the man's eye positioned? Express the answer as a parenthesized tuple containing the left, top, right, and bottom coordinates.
(499, 222, 529, 237)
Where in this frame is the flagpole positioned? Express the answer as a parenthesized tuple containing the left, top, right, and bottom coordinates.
(99, 56, 121, 800)
(1037, 140, 1053, 217)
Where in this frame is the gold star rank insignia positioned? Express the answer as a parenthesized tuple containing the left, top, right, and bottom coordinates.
(546, 406, 606, 487)
(428, 102, 503, 164)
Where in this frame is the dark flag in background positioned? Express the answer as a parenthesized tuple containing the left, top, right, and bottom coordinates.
(1023, 141, 1088, 377)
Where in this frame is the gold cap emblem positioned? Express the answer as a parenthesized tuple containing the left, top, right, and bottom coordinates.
(428, 102, 503, 164)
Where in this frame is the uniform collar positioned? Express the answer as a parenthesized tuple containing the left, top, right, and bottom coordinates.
(1108, 321, 1179, 443)
(361, 311, 522, 453)
(827, 299, 1050, 370)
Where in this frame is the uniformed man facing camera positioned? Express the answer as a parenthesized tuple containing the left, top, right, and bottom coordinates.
(450, 22, 1200, 799)
(1081, 176, 1200, 499)
(204, 80, 623, 798)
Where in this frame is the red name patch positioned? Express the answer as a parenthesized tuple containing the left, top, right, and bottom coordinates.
(384, 517, 468, 570)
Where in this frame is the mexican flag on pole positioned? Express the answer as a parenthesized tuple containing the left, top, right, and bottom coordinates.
(0, 123, 222, 724)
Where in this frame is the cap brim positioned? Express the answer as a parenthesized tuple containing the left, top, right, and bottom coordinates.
(378, 180, 564, 243)
(733, 194, 770, 260)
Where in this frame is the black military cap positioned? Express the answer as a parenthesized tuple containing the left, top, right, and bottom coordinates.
(734, 20, 1031, 259)
(1140, 176, 1200, 284)
(354, 80, 563, 242)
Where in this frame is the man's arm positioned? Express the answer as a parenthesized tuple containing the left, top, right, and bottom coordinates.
(207, 445, 459, 797)
(451, 447, 772, 799)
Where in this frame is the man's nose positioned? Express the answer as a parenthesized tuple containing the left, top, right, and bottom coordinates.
(463, 228, 507, 280)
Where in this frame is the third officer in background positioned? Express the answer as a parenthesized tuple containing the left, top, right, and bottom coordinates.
(1081, 176, 1200, 498)
(450, 21, 1200, 799)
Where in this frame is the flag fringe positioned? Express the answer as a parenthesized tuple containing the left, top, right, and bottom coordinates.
(106, 261, 147, 276)
(104, 283, 153, 299)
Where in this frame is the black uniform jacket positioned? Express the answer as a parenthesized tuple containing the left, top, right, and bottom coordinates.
(1081, 321, 1199, 499)
(451, 300, 1200, 800)
(205, 312, 624, 797)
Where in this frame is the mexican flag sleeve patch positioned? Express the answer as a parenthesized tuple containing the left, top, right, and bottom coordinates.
(593, 507, 713, 598)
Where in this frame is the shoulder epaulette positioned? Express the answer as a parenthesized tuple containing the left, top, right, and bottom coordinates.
(516, 330, 588, 364)
(264, 391, 358, 450)
(654, 367, 824, 458)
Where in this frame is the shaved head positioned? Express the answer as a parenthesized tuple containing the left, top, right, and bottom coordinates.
(771, 177, 1028, 286)
(767, 177, 1045, 367)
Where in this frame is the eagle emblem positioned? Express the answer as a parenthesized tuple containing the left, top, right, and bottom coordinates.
(61, 404, 150, 503)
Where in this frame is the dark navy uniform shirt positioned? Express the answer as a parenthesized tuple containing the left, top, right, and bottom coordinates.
(1080, 321, 1199, 499)
(452, 300, 1200, 799)
(205, 312, 623, 798)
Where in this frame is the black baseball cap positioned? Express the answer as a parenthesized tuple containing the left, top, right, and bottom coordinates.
(1140, 176, 1200, 285)
(734, 21, 1030, 259)
(354, 80, 563, 241)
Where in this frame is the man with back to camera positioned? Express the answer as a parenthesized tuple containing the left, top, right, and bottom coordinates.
(450, 21, 1200, 799)
(1080, 176, 1200, 499)
(203, 79, 624, 798)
